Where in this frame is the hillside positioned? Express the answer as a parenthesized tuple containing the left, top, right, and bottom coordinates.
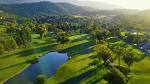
(0, 2, 66, 17)
(112, 9, 150, 31)
(0, 1, 97, 17)
(0, 0, 122, 10)
(0, 1, 120, 17)
(0, 0, 39, 4)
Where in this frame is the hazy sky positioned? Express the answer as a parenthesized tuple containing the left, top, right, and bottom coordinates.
(77, 0, 150, 10)
(3, 0, 149, 10)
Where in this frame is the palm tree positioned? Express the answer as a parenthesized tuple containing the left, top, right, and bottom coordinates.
(95, 44, 112, 65)
(114, 46, 126, 66)
(123, 50, 137, 71)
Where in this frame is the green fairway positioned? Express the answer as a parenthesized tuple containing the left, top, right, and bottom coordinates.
(0, 34, 90, 84)
(46, 34, 97, 84)
(0, 34, 56, 83)
(107, 37, 145, 66)
(128, 57, 150, 84)
(47, 37, 148, 84)
(107, 37, 150, 84)
(0, 34, 149, 84)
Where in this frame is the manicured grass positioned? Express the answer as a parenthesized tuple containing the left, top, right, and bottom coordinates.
(0, 34, 149, 84)
(46, 34, 98, 84)
(107, 37, 150, 84)
(107, 37, 145, 66)
(47, 37, 147, 84)
(0, 33, 89, 84)
(48, 52, 96, 84)
(79, 68, 108, 84)
(0, 34, 56, 83)
(128, 57, 150, 84)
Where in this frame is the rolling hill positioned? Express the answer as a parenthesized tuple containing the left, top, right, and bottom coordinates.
(0, 1, 99, 17)
(0, 0, 122, 10)
(0, 1, 121, 17)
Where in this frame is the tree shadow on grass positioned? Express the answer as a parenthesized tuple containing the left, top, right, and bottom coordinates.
(74, 57, 88, 63)
(107, 37, 119, 43)
(18, 43, 57, 57)
(0, 43, 57, 58)
(62, 40, 95, 57)
(88, 55, 97, 59)
(82, 65, 107, 84)
(71, 35, 90, 43)
(0, 62, 26, 71)
(19, 44, 57, 57)
(60, 69, 96, 84)
(71, 47, 94, 58)
(86, 76, 104, 84)
(74, 53, 96, 63)
(60, 60, 99, 84)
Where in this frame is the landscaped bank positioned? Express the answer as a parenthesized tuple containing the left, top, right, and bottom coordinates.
(0, 34, 90, 84)
(4, 52, 68, 84)
(0, 34, 56, 84)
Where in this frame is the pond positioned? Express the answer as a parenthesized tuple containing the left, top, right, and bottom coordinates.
(4, 52, 68, 84)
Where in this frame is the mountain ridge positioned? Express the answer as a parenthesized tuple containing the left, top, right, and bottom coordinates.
(0, 0, 122, 10)
(0, 1, 98, 17)
(0, 1, 119, 17)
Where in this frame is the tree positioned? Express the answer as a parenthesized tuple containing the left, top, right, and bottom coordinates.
(95, 44, 112, 64)
(101, 23, 107, 29)
(123, 51, 137, 71)
(6, 20, 32, 47)
(98, 30, 111, 41)
(15, 25, 31, 47)
(57, 32, 69, 45)
(0, 36, 17, 51)
(36, 24, 48, 38)
(91, 29, 100, 44)
(36, 75, 46, 84)
(5, 36, 18, 50)
(6, 22, 18, 34)
(114, 46, 126, 66)
(104, 68, 126, 84)
(113, 24, 122, 37)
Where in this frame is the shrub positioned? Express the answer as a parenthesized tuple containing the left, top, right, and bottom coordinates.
(5, 37, 17, 50)
(36, 75, 46, 84)
(104, 71, 126, 84)
(57, 36, 69, 44)
(27, 56, 39, 64)
(0, 43, 4, 54)
(0, 36, 17, 51)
